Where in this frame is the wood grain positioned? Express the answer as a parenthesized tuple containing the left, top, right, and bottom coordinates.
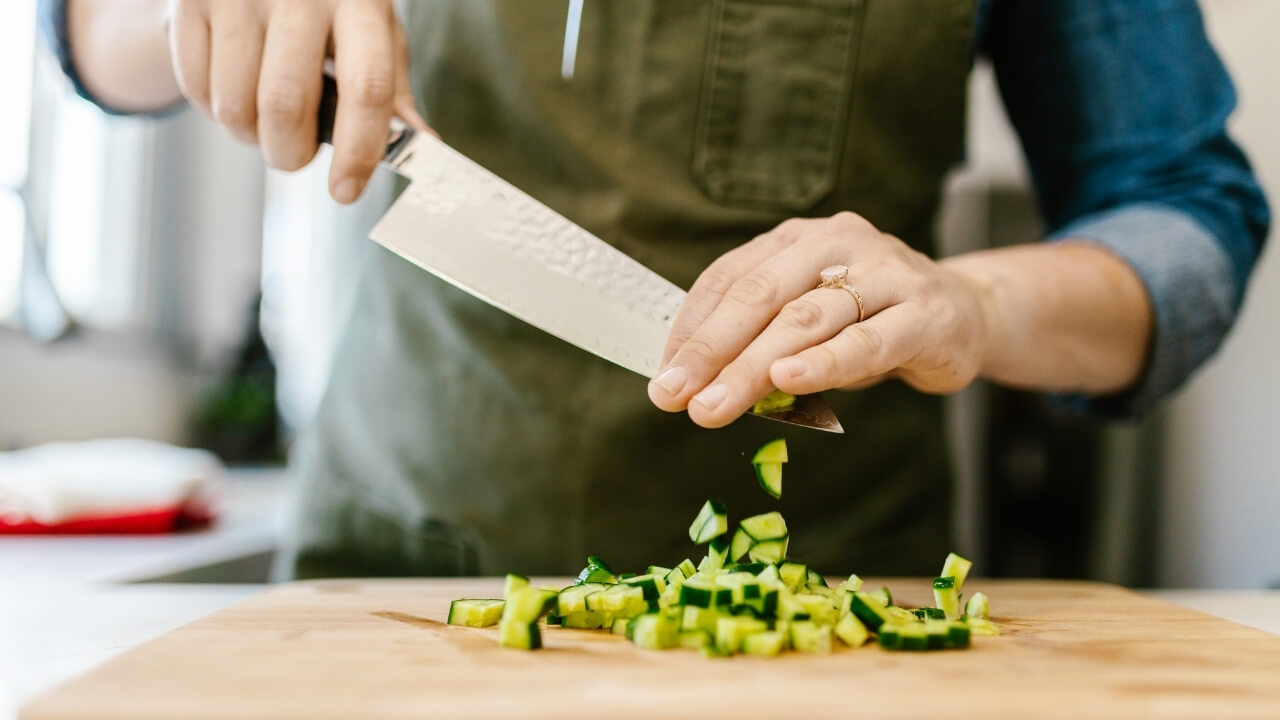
(20, 579, 1280, 720)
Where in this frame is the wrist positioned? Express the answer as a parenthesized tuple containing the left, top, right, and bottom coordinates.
(939, 255, 1009, 382)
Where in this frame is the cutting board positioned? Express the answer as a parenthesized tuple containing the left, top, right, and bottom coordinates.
(21, 578, 1280, 719)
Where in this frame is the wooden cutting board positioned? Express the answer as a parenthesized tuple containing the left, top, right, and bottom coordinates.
(21, 578, 1280, 719)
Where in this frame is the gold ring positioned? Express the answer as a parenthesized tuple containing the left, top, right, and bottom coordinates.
(817, 264, 865, 323)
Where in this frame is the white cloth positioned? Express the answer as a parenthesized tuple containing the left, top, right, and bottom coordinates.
(0, 439, 222, 524)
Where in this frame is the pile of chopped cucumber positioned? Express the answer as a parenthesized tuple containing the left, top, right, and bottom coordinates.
(447, 438, 999, 655)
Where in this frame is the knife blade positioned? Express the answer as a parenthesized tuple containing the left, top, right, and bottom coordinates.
(317, 76, 842, 433)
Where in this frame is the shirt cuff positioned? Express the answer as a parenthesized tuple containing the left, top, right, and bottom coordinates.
(1048, 204, 1237, 418)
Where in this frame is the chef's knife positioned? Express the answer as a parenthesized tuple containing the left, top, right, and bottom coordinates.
(317, 76, 842, 433)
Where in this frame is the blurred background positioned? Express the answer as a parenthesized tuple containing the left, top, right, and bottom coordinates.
(0, 0, 1275, 590)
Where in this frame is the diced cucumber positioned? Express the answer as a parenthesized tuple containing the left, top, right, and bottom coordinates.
(561, 610, 605, 629)
(754, 462, 783, 499)
(751, 390, 797, 415)
(740, 511, 788, 541)
(757, 564, 782, 584)
(446, 599, 505, 628)
(727, 562, 768, 575)
(663, 566, 687, 590)
(933, 576, 961, 620)
(965, 617, 1001, 636)
(965, 592, 990, 619)
(948, 621, 972, 647)
(751, 438, 789, 464)
(599, 585, 647, 615)
(741, 630, 787, 657)
(715, 615, 768, 653)
(913, 607, 947, 621)
(838, 574, 864, 593)
(647, 565, 671, 577)
(789, 620, 833, 653)
(868, 586, 892, 608)
(899, 623, 929, 651)
(778, 562, 808, 592)
(502, 587, 557, 623)
(748, 537, 789, 564)
(678, 629, 712, 650)
(679, 579, 715, 608)
(629, 613, 678, 650)
(689, 500, 729, 544)
(611, 617, 630, 635)
(835, 613, 868, 647)
(620, 573, 665, 600)
(502, 574, 529, 600)
(847, 591, 892, 631)
(941, 552, 973, 592)
(885, 606, 918, 625)
(681, 605, 719, 634)
(676, 558, 697, 579)
(806, 569, 828, 587)
(556, 583, 606, 615)
(498, 619, 541, 650)
(700, 534, 731, 570)
(795, 593, 838, 625)
(729, 527, 754, 562)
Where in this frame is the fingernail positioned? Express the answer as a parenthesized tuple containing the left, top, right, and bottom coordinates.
(651, 366, 688, 395)
(779, 359, 809, 378)
(693, 383, 728, 411)
(334, 178, 361, 204)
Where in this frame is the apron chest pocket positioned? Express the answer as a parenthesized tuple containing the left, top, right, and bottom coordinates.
(693, 0, 864, 211)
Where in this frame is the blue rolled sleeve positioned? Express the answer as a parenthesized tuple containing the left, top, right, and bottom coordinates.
(980, 0, 1271, 417)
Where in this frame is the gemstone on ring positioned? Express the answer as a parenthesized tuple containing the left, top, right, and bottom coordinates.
(819, 265, 849, 287)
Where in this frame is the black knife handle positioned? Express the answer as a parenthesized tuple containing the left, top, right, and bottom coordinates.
(316, 69, 415, 162)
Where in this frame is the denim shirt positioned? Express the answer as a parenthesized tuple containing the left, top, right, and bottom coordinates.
(41, 0, 1271, 418)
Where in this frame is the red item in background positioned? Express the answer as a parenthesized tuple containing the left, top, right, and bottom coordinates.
(0, 502, 214, 535)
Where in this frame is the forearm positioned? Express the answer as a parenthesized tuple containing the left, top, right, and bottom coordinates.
(66, 0, 179, 112)
(943, 242, 1153, 396)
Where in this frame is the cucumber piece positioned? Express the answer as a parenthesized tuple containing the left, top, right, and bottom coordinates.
(899, 623, 929, 651)
(947, 621, 972, 648)
(789, 620, 833, 653)
(629, 613, 678, 650)
(877, 624, 903, 650)
(679, 579, 715, 608)
(941, 552, 973, 592)
(965, 617, 1001, 636)
(446, 599, 505, 628)
(754, 462, 783, 499)
(748, 537, 789, 564)
(676, 558, 697, 579)
(794, 593, 838, 625)
(740, 511, 788, 541)
(647, 565, 671, 577)
(729, 527, 754, 563)
(498, 619, 541, 650)
(689, 500, 729, 544)
(502, 587, 557, 623)
(611, 617, 630, 635)
(727, 562, 768, 575)
(756, 564, 782, 584)
(741, 630, 786, 657)
(751, 390, 797, 415)
(835, 613, 868, 647)
(502, 574, 529, 600)
(620, 573, 664, 600)
(838, 573, 864, 593)
(778, 562, 807, 592)
(847, 591, 892, 631)
(715, 615, 768, 653)
(806, 569, 828, 587)
(933, 576, 961, 620)
(556, 583, 607, 615)
(965, 591, 990, 619)
(913, 607, 947, 621)
(599, 585, 647, 614)
(868, 586, 892, 608)
(700, 534, 731, 570)
(751, 437, 789, 464)
(681, 605, 719, 634)
(678, 629, 712, 650)
(561, 610, 604, 629)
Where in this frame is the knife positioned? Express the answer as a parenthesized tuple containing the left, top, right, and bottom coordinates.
(317, 76, 842, 433)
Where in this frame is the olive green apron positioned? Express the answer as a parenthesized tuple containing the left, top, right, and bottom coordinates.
(279, 0, 975, 579)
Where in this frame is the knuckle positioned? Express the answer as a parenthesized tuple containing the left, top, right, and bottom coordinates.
(844, 324, 885, 361)
(694, 267, 737, 297)
(260, 85, 308, 125)
(678, 337, 721, 367)
(726, 270, 779, 309)
(811, 345, 842, 377)
(779, 299, 825, 332)
(212, 98, 255, 131)
(348, 71, 395, 107)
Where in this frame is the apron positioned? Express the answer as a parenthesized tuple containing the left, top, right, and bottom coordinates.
(279, 0, 975, 579)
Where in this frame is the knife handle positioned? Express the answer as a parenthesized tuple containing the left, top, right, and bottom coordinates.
(316, 66, 415, 163)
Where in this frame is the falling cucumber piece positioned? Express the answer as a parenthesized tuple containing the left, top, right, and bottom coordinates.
(751, 438, 789, 464)
(751, 390, 797, 415)
(965, 592, 990, 619)
(688, 500, 729, 544)
(941, 552, 973, 592)
(754, 462, 783, 499)
(729, 527, 753, 563)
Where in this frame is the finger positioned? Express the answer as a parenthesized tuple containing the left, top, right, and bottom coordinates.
(649, 236, 848, 413)
(684, 287, 867, 428)
(390, 17, 431, 132)
(207, 0, 265, 144)
(168, 0, 211, 111)
(329, 0, 397, 203)
(659, 222, 799, 368)
(770, 303, 922, 396)
(257, 0, 329, 171)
